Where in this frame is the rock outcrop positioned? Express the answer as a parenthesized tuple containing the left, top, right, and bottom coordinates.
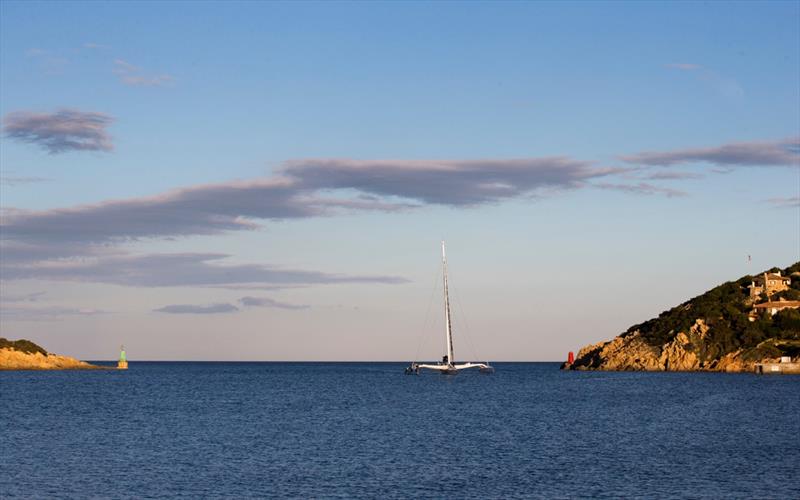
(0, 338, 99, 370)
(564, 262, 800, 372)
(570, 332, 662, 371)
(565, 318, 796, 373)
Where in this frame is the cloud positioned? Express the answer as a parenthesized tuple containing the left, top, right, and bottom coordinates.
(642, 171, 704, 181)
(765, 196, 800, 209)
(0, 175, 50, 186)
(594, 182, 688, 198)
(665, 63, 701, 71)
(0, 239, 122, 265)
(1, 157, 622, 250)
(120, 75, 175, 87)
(3, 109, 114, 154)
(112, 59, 138, 72)
(0, 154, 636, 288)
(710, 167, 734, 175)
(282, 157, 622, 206)
(83, 43, 109, 49)
(665, 63, 744, 98)
(208, 284, 308, 291)
(1, 291, 47, 303)
(114, 59, 174, 87)
(154, 303, 239, 314)
(621, 137, 800, 167)
(0, 179, 307, 245)
(1, 306, 108, 321)
(152, 296, 311, 315)
(238, 296, 309, 310)
(153, 295, 311, 315)
(1, 252, 408, 288)
(312, 194, 420, 213)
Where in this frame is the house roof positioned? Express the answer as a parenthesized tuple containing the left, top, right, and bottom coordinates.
(754, 273, 790, 283)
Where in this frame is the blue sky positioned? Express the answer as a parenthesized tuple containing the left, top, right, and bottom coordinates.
(1, 1, 798, 361)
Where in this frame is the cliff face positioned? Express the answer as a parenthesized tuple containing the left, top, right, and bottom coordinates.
(0, 339, 98, 370)
(566, 320, 790, 372)
(565, 263, 800, 372)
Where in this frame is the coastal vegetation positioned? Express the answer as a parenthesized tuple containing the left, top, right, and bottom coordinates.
(629, 263, 800, 351)
(0, 338, 48, 355)
(566, 262, 800, 371)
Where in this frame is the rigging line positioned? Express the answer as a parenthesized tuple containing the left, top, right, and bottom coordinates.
(413, 259, 443, 362)
(426, 304, 443, 362)
(449, 271, 482, 363)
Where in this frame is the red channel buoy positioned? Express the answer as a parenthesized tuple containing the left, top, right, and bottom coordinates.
(567, 351, 574, 364)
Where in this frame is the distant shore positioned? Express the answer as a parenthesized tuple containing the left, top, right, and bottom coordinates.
(561, 329, 800, 373)
(0, 338, 102, 370)
(563, 263, 800, 373)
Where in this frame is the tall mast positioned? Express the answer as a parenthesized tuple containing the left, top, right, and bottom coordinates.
(442, 241, 455, 365)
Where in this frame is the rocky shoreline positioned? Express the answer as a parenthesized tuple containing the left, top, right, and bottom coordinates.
(563, 319, 798, 373)
(0, 339, 101, 370)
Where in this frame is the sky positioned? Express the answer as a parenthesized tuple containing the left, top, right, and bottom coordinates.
(1, 1, 798, 361)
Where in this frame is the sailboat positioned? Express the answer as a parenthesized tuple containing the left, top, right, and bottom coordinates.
(405, 242, 495, 375)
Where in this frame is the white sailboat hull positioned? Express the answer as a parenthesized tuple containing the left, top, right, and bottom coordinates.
(411, 362, 494, 374)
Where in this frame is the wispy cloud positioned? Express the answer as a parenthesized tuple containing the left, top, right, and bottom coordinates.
(3, 109, 114, 154)
(595, 182, 688, 198)
(153, 295, 310, 315)
(0, 175, 410, 288)
(238, 296, 309, 310)
(765, 196, 800, 209)
(710, 167, 735, 175)
(113, 59, 174, 87)
(665, 62, 744, 98)
(0, 175, 50, 186)
(642, 171, 704, 181)
(282, 157, 623, 206)
(0, 291, 47, 303)
(665, 63, 701, 71)
(122, 75, 174, 87)
(0, 239, 123, 265)
(1, 157, 623, 250)
(1, 306, 108, 321)
(1, 252, 408, 288)
(621, 137, 800, 168)
(1, 179, 308, 245)
(208, 284, 308, 291)
(154, 303, 238, 314)
(0, 154, 690, 288)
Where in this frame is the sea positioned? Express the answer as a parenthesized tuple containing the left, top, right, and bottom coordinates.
(1, 362, 798, 499)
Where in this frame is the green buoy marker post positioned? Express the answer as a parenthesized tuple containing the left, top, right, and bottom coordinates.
(117, 345, 128, 370)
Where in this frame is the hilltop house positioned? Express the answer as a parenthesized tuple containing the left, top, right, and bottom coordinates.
(748, 298, 800, 321)
(748, 271, 791, 298)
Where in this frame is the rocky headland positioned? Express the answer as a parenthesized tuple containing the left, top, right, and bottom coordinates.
(0, 338, 100, 370)
(563, 263, 800, 372)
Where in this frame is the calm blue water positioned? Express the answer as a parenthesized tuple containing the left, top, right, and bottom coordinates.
(1, 363, 798, 498)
